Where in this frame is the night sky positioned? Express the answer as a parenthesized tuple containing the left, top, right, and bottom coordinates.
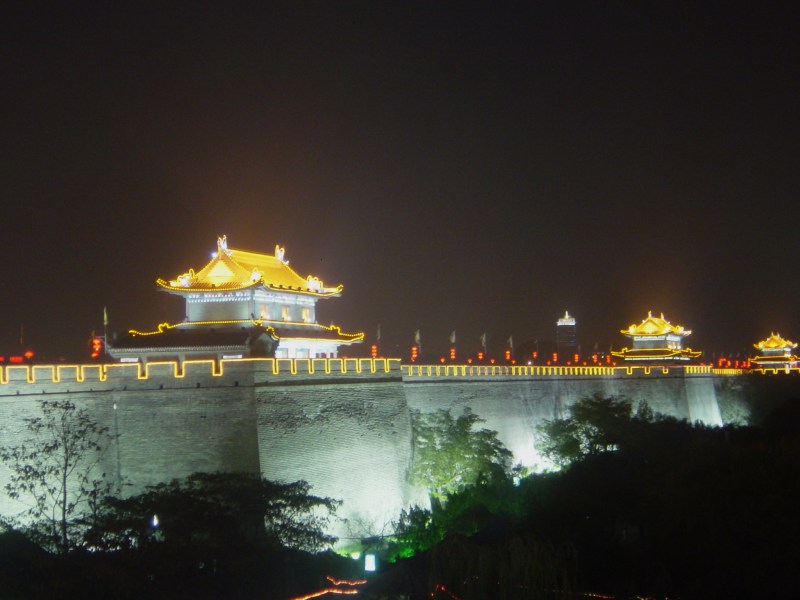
(2, 2, 799, 361)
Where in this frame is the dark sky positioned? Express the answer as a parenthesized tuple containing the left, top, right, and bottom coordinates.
(2, 1, 798, 361)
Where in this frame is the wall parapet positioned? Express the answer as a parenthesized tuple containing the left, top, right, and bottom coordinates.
(754, 366, 800, 375)
(402, 363, 723, 379)
(1, 360, 764, 388)
(0, 358, 402, 386)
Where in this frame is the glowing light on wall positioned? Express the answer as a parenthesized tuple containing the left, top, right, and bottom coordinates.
(90, 337, 104, 359)
(364, 553, 376, 572)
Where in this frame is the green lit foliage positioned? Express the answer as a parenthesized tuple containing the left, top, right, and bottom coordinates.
(391, 505, 440, 559)
(389, 469, 529, 561)
(90, 472, 339, 552)
(410, 408, 512, 502)
(386, 396, 800, 598)
(0, 399, 114, 554)
(536, 394, 639, 467)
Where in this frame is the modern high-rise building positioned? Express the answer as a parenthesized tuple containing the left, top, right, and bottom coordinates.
(556, 310, 577, 357)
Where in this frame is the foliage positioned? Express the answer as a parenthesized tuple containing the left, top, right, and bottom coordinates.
(90, 472, 339, 552)
(390, 505, 439, 559)
(385, 394, 800, 598)
(536, 394, 636, 467)
(389, 472, 525, 562)
(0, 399, 114, 554)
(410, 408, 512, 502)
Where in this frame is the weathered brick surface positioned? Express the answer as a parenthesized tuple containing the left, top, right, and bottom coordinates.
(256, 380, 416, 539)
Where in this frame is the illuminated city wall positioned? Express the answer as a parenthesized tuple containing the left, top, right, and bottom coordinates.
(402, 364, 724, 469)
(0, 359, 416, 541)
(1, 359, 733, 536)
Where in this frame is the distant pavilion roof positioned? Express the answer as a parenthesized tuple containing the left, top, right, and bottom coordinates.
(754, 332, 798, 350)
(621, 311, 691, 337)
(156, 236, 342, 297)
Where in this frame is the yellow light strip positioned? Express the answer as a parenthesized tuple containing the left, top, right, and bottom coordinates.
(128, 319, 274, 336)
(126, 319, 364, 341)
(610, 347, 702, 360)
(0, 364, 109, 384)
(3, 359, 772, 386)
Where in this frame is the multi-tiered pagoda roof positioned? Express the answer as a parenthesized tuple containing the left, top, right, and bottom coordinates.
(157, 236, 342, 296)
(109, 236, 363, 363)
(751, 333, 799, 368)
(611, 311, 702, 362)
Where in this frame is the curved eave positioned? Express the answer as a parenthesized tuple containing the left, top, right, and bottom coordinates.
(268, 321, 365, 343)
(265, 283, 342, 297)
(109, 343, 246, 354)
(754, 340, 798, 350)
(620, 328, 691, 337)
(750, 355, 800, 364)
(156, 278, 342, 297)
(124, 319, 363, 344)
(127, 319, 269, 337)
(610, 347, 702, 360)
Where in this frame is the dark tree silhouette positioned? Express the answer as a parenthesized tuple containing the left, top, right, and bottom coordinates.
(0, 399, 114, 553)
(536, 394, 637, 467)
(92, 472, 339, 553)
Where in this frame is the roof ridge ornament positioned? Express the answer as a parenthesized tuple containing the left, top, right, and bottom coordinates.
(217, 235, 232, 257)
(275, 245, 289, 264)
(307, 275, 323, 291)
(176, 268, 196, 287)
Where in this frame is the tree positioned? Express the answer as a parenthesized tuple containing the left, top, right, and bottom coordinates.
(410, 408, 512, 502)
(0, 399, 114, 553)
(536, 394, 634, 468)
(92, 472, 339, 552)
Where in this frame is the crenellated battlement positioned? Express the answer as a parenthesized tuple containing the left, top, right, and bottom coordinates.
(1, 360, 756, 388)
(402, 363, 728, 378)
(0, 358, 403, 386)
(0, 356, 745, 539)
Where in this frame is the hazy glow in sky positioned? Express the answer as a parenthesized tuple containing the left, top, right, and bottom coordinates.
(2, 3, 798, 359)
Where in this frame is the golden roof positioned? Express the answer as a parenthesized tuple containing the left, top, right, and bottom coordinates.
(621, 311, 691, 337)
(157, 236, 342, 296)
(754, 332, 798, 350)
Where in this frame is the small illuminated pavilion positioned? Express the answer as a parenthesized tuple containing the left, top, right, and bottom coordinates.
(750, 333, 799, 368)
(611, 311, 702, 363)
(109, 236, 364, 363)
